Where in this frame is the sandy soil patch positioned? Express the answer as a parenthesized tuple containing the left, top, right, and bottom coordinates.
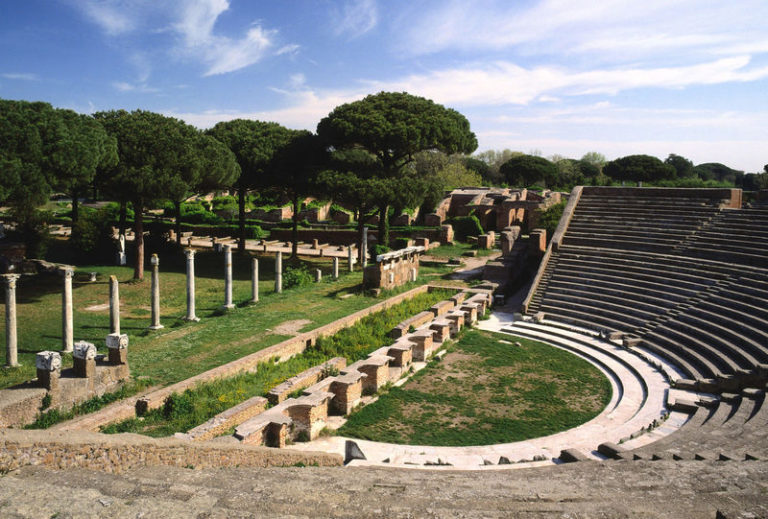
(267, 319, 313, 336)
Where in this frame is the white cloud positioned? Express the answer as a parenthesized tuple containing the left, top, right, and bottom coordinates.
(72, 0, 141, 35)
(71, 0, 292, 76)
(112, 81, 159, 93)
(1, 73, 38, 81)
(396, 0, 768, 64)
(360, 57, 768, 107)
(333, 0, 378, 38)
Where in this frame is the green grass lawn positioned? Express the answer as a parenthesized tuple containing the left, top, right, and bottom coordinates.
(336, 329, 612, 446)
(0, 238, 456, 390)
(97, 289, 453, 437)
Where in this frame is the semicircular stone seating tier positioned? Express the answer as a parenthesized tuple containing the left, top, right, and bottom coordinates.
(525, 186, 768, 463)
(287, 315, 681, 469)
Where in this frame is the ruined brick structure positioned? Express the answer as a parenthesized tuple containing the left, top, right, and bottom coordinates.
(363, 246, 424, 290)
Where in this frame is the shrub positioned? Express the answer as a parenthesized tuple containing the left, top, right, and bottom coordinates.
(6, 208, 51, 258)
(180, 202, 223, 225)
(445, 215, 484, 241)
(212, 195, 238, 212)
(283, 265, 314, 289)
(103, 201, 134, 222)
(537, 201, 566, 239)
(163, 391, 194, 419)
(70, 208, 115, 260)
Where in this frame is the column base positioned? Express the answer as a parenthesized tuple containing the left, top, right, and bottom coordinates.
(3, 363, 20, 369)
(221, 304, 236, 311)
(183, 316, 200, 322)
(147, 324, 165, 330)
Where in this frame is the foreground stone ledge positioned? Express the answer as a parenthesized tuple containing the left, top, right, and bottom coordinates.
(0, 428, 342, 473)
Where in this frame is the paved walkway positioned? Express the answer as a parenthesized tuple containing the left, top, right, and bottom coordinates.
(285, 312, 688, 470)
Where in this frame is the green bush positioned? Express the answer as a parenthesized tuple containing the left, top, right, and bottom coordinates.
(537, 201, 566, 239)
(103, 201, 134, 222)
(283, 265, 314, 289)
(7, 208, 51, 258)
(212, 195, 238, 211)
(445, 215, 484, 241)
(163, 391, 195, 419)
(70, 208, 115, 261)
(181, 202, 223, 225)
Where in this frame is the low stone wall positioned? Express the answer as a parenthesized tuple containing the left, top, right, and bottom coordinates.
(267, 357, 347, 405)
(54, 285, 440, 432)
(183, 395, 268, 442)
(0, 428, 341, 473)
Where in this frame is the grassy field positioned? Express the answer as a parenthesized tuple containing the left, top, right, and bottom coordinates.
(337, 329, 612, 446)
(0, 238, 457, 390)
(96, 289, 453, 436)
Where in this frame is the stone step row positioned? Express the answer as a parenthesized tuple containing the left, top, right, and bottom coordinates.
(232, 291, 490, 448)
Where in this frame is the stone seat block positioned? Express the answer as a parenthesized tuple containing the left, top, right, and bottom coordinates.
(559, 448, 591, 463)
(429, 300, 455, 317)
(429, 320, 452, 342)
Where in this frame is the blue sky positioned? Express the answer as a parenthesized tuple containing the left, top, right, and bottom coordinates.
(1, 0, 767, 172)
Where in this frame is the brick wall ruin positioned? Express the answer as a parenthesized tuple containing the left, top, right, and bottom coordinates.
(363, 246, 424, 290)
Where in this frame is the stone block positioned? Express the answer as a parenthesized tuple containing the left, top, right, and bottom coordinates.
(597, 442, 625, 459)
(424, 213, 442, 227)
(36, 351, 61, 391)
(559, 448, 590, 463)
(73, 341, 97, 378)
(106, 333, 129, 365)
(429, 321, 451, 342)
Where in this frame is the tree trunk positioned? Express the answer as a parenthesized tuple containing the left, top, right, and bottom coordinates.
(174, 200, 182, 245)
(133, 199, 144, 281)
(291, 194, 299, 260)
(378, 204, 390, 250)
(70, 188, 79, 226)
(357, 214, 366, 265)
(118, 199, 127, 237)
(238, 178, 246, 253)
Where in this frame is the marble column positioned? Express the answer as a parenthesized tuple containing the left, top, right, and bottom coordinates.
(61, 267, 74, 352)
(222, 245, 235, 310)
(361, 226, 368, 268)
(348, 245, 354, 273)
(149, 254, 163, 330)
(4, 274, 20, 367)
(251, 258, 259, 303)
(109, 275, 120, 335)
(274, 251, 283, 293)
(184, 249, 200, 322)
(315, 269, 322, 282)
(332, 257, 339, 280)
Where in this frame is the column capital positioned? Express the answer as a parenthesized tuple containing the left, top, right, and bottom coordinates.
(185, 248, 196, 259)
(150, 253, 159, 266)
(60, 266, 74, 279)
(2, 273, 20, 287)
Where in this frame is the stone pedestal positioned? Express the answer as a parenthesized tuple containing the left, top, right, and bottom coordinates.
(61, 267, 74, 352)
(149, 254, 163, 330)
(3, 274, 20, 367)
(222, 245, 235, 310)
(183, 249, 200, 322)
(251, 258, 259, 303)
(332, 257, 339, 279)
(106, 333, 128, 365)
(73, 341, 96, 378)
(109, 275, 120, 335)
(275, 251, 283, 294)
(36, 351, 61, 391)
